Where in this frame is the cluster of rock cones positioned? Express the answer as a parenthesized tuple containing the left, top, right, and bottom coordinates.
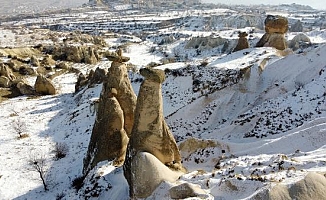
(83, 50, 185, 198)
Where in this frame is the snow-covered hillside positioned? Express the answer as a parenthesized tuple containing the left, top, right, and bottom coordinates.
(1, 2, 326, 200)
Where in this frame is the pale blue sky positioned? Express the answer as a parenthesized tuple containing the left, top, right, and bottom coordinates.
(202, 0, 326, 10)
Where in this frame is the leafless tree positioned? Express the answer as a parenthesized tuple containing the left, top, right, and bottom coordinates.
(12, 119, 28, 139)
(29, 153, 48, 191)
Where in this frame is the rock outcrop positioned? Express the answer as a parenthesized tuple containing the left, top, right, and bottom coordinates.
(169, 183, 210, 199)
(34, 75, 56, 95)
(83, 88, 129, 173)
(253, 172, 326, 200)
(256, 15, 288, 50)
(52, 45, 99, 64)
(290, 20, 303, 32)
(16, 81, 35, 95)
(124, 68, 184, 198)
(233, 32, 249, 52)
(288, 33, 311, 50)
(186, 36, 226, 50)
(83, 51, 136, 174)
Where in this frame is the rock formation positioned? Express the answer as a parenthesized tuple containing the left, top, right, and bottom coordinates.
(253, 172, 326, 200)
(52, 45, 99, 64)
(16, 81, 35, 95)
(186, 36, 226, 50)
(288, 33, 311, 50)
(124, 68, 184, 198)
(34, 75, 56, 95)
(169, 183, 210, 199)
(256, 15, 288, 50)
(106, 51, 136, 137)
(233, 32, 249, 52)
(83, 50, 136, 174)
(290, 20, 303, 32)
(83, 88, 129, 173)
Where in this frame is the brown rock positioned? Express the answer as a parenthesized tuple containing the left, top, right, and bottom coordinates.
(55, 61, 71, 70)
(233, 32, 249, 52)
(16, 81, 35, 95)
(267, 33, 288, 50)
(265, 15, 288, 34)
(75, 73, 88, 92)
(0, 76, 11, 88)
(83, 88, 129, 173)
(256, 15, 288, 50)
(30, 55, 40, 67)
(0, 64, 16, 81)
(107, 61, 137, 137)
(34, 75, 56, 95)
(83, 60, 136, 174)
(169, 183, 209, 199)
(88, 67, 107, 87)
(42, 55, 56, 66)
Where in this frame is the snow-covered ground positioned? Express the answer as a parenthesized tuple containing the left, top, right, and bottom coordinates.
(1, 4, 326, 200)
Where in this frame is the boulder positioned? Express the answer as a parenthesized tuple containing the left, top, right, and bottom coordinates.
(233, 32, 249, 52)
(289, 33, 311, 50)
(265, 15, 288, 34)
(127, 152, 184, 198)
(256, 15, 288, 50)
(16, 81, 35, 95)
(290, 20, 303, 32)
(75, 73, 88, 92)
(0, 64, 16, 81)
(55, 61, 71, 70)
(34, 75, 56, 95)
(42, 55, 56, 66)
(83, 88, 129, 173)
(88, 67, 107, 87)
(169, 183, 209, 199)
(253, 172, 326, 200)
(0, 76, 11, 88)
(30, 55, 40, 67)
(289, 172, 326, 200)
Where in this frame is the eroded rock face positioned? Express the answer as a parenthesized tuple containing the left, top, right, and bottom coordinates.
(256, 15, 288, 50)
(0, 64, 16, 81)
(124, 68, 184, 198)
(129, 68, 181, 166)
(107, 61, 137, 137)
(83, 88, 129, 174)
(233, 32, 249, 52)
(34, 75, 56, 95)
(83, 54, 136, 174)
(52, 45, 99, 64)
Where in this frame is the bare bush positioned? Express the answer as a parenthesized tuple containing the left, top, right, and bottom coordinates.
(29, 153, 48, 191)
(12, 119, 29, 139)
(54, 142, 69, 160)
